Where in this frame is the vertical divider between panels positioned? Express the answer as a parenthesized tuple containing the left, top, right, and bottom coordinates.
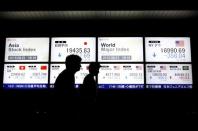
(190, 36, 195, 89)
(48, 37, 52, 89)
(96, 37, 98, 86)
(143, 37, 146, 90)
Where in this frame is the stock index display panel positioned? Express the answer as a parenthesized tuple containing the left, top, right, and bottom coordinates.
(3, 38, 49, 89)
(3, 64, 48, 89)
(145, 37, 192, 89)
(5, 38, 49, 62)
(98, 64, 144, 89)
(49, 37, 96, 88)
(98, 37, 143, 62)
(146, 64, 192, 89)
(145, 37, 191, 62)
(97, 37, 144, 89)
(51, 37, 96, 62)
(2, 37, 193, 89)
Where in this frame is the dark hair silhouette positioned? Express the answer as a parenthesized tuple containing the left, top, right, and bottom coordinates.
(88, 62, 102, 76)
(65, 54, 82, 73)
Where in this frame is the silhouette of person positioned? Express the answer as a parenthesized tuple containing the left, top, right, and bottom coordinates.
(79, 62, 101, 120)
(80, 62, 101, 100)
(53, 54, 82, 121)
(54, 54, 82, 96)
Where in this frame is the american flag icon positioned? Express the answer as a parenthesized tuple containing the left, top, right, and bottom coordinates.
(160, 66, 166, 70)
(136, 65, 142, 70)
(175, 40, 184, 47)
(113, 65, 120, 70)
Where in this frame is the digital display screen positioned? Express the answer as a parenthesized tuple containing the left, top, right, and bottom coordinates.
(50, 64, 89, 88)
(98, 64, 144, 89)
(146, 64, 192, 89)
(5, 38, 49, 62)
(51, 37, 96, 62)
(3, 64, 48, 89)
(98, 37, 143, 62)
(145, 37, 191, 62)
(2, 37, 193, 90)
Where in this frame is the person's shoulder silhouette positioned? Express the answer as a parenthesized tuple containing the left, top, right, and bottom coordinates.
(54, 54, 82, 96)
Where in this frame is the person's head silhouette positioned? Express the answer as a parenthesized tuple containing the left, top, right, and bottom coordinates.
(88, 62, 102, 76)
(65, 54, 82, 73)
